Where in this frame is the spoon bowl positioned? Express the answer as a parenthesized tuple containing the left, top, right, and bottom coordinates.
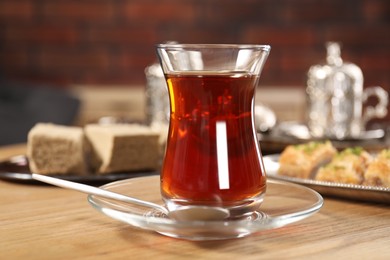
(32, 174, 230, 221)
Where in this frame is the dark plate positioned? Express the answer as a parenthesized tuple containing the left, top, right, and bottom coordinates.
(258, 121, 390, 155)
(0, 155, 159, 185)
(276, 121, 385, 141)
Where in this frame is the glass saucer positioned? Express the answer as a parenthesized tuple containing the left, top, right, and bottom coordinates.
(88, 176, 323, 241)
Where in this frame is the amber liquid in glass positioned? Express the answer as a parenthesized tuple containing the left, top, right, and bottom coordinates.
(161, 72, 266, 209)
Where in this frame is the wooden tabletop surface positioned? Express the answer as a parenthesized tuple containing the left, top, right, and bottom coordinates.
(1, 144, 389, 259)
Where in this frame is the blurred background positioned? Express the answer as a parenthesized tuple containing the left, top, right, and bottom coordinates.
(0, 0, 389, 145)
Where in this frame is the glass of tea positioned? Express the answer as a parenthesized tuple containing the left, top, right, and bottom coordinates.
(156, 44, 271, 218)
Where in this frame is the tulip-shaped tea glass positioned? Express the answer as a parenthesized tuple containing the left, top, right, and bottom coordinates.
(156, 44, 271, 218)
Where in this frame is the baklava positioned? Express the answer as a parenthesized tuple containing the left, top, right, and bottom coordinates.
(278, 141, 337, 179)
(315, 147, 372, 184)
(363, 149, 390, 187)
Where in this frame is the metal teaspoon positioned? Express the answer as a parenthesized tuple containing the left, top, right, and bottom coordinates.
(32, 174, 230, 221)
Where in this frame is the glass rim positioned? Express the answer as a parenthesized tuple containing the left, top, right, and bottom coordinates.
(156, 43, 271, 51)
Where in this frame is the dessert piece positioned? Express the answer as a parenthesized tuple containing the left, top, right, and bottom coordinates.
(363, 149, 390, 187)
(27, 123, 88, 175)
(315, 147, 372, 184)
(84, 124, 160, 174)
(278, 141, 337, 179)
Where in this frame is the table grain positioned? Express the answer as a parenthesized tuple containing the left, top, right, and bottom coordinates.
(1, 144, 389, 259)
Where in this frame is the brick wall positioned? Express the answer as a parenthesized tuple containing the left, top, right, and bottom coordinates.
(0, 0, 389, 94)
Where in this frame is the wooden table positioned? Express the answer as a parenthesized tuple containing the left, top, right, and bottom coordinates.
(1, 144, 389, 259)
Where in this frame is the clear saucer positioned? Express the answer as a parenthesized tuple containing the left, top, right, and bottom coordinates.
(88, 176, 323, 241)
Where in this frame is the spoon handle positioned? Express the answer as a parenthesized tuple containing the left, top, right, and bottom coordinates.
(32, 174, 168, 214)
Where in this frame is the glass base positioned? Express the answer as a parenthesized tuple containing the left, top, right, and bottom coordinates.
(163, 193, 266, 220)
